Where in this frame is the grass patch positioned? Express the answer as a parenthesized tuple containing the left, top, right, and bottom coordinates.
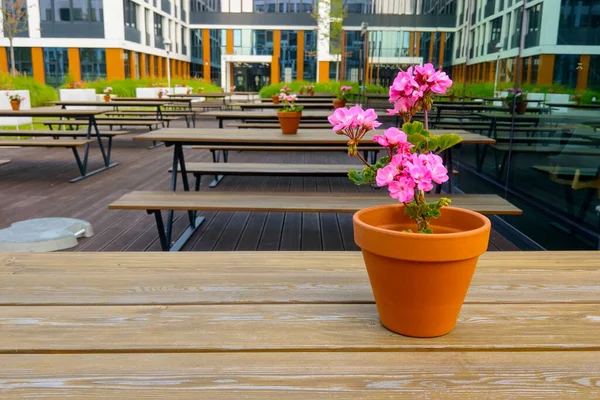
(258, 81, 387, 98)
(0, 74, 59, 107)
(79, 78, 222, 97)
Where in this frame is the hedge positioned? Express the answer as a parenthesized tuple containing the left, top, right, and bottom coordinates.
(0, 74, 59, 108)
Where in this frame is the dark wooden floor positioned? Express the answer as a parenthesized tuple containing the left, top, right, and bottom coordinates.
(0, 116, 519, 252)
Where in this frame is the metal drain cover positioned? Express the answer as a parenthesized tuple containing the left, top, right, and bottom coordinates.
(0, 218, 93, 252)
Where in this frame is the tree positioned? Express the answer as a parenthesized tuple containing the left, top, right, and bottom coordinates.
(0, 0, 30, 76)
(311, 0, 345, 81)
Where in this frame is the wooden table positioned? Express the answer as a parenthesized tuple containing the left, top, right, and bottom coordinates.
(232, 103, 337, 110)
(259, 97, 336, 103)
(134, 128, 492, 192)
(0, 108, 117, 182)
(52, 99, 193, 117)
(202, 110, 352, 128)
(0, 251, 598, 398)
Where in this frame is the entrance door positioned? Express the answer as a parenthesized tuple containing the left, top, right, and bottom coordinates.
(233, 63, 271, 92)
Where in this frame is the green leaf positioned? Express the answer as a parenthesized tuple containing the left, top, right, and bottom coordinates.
(435, 134, 463, 153)
(407, 133, 427, 149)
(418, 228, 433, 234)
(348, 170, 364, 185)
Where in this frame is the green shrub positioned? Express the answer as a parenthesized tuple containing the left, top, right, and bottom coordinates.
(0, 74, 59, 107)
(82, 78, 222, 97)
(258, 81, 387, 98)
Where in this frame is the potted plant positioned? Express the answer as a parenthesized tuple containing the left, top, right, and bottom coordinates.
(157, 88, 168, 99)
(571, 94, 583, 105)
(506, 88, 528, 114)
(277, 92, 304, 134)
(198, 87, 204, 94)
(333, 85, 352, 109)
(299, 85, 305, 95)
(328, 63, 491, 338)
(5, 92, 25, 111)
(103, 87, 113, 102)
(273, 85, 290, 105)
(305, 85, 315, 96)
(187, 87, 192, 95)
(230, 85, 236, 93)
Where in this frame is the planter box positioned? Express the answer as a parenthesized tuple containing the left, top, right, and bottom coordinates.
(0, 90, 32, 128)
(136, 88, 173, 98)
(59, 89, 97, 109)
(173, 87, 193, 95)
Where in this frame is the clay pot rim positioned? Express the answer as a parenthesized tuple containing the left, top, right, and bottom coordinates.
(353, 203, 491, 239)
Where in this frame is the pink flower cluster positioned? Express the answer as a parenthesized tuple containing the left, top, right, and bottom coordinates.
(387, 63, 452, 118)
(340, 85, 352, 92)
(374, 127, 448, 203)
(328, 105, 381, 132)
(279, 93, 297, 103)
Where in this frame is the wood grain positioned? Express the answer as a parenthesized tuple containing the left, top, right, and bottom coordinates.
(0, 252, 598, 306)
(191, 145, 382, 151)
(108, 192, 522, 215)
(0, 352, 598, 399)
(180, 162, 363, 175)
(0, 130, 127, 137)
(0, 109, 112, 117)
(133, 128, 494, 145)
(0, 140, 92, 147)
(0, 303, 598, 352)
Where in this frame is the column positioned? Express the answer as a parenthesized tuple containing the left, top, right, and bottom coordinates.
(31, 48, 45, 83)
(409, 32, 415, 57)
(129, 50, 136, 79)
(0, 48, 8, 74)
(576, 54, 590, 91)
(157, 55, 163, 78)
(438, 33, 446, 68)
(149, 55, 155, 78)
(140, 53, 147, 78)
(297, 30, 305, 80)
(68, 48, 81, 81)
(537, 54, 554, 85)
(202, 29, 211, 83)
(271, 30, 281, 84)
(106, 48, 125, 80)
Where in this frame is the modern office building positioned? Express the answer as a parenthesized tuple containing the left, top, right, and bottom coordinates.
(0, 0, 598, 91)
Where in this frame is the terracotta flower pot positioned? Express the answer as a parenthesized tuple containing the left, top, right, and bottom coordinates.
(277, 111, 302, 134)
(158, 92, 163, 99)
(187, 90, 191, 95)
(272, 95, 280, 105)
(516, 101, 527, 114)
(333, 99, 346, 109)
(10, 99, 20, 111)
(309, 90, 315, 96)
(104, 94, 111, 102)
(353, 204, 491, 338)
(198, 88, 204, 94)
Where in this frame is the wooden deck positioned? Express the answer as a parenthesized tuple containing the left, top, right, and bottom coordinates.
(0, 116, 519, 252)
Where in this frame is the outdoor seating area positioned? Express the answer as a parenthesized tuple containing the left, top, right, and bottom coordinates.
(1, 10, 599, 393)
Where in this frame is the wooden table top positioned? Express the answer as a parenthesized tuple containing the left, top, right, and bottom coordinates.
(232, 103, 336, 109)
(51, 100, 175, 107)
(546, 103, 600, 109)
(0, 108, 113, 117)
(113, 97, 193, 103)
(170, 93, 228, 98)
(0, 251, 598, 398)
(202, 110, 334, 119)
(133, 128, 494, 145)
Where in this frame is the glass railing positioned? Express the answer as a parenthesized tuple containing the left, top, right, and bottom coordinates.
(557, 28, 600, 46)
(233, 47, 273, 56)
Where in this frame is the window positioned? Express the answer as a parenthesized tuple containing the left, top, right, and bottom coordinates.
(254, 0, 315, 13)
(558, 0, 600, 45)
(191, 29, 203, 61)
(124, 51, 130, 78)
(43, 47, 69, 87)
(553, 54, 579, 88)
(154, 12, 162, 37)
(12, 48, 33, 76)
(525, 4, 542, 48)
(124, 0, 137, 29)
(40, 0, 103, 22)
(79, 48, 106, 80)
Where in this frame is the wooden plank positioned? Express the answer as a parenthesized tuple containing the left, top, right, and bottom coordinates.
(181, 162, 360, 175)
(0, 252, 598, 306)
(0, 159, 10, 166)
(134, 128, 486, 145)
(192, 145, 382, 151)
(227, 122, 333, 129)
(0, 130, 128, 137)
(0, 303, 598, 352)
(0, 109, 111, 117)
(0, 140, 92, 147)
(0, 351, 597, 398)
(108, 192, 523, 215)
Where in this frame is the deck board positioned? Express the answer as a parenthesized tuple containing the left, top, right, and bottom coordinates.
(0, 117, 519, 252)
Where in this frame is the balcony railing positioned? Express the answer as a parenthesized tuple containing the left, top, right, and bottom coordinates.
(524, 31, 539, 48)
(182, 45, 187, 55)
(155, 36, 164, 49)
(162, 0, 170, 13)
(181, 9, 186, 21)
(487, 41, 500, 54)
(125, 26, 141, 44)
(458, 12, 463, 25)
(510, 32, 520, 48)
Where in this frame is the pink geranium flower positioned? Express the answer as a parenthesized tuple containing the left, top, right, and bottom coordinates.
(388, 176, 416, 203)
(427, 153, 449, 184)
(376, 164, 399, 187)
(328, 107, 356, 132)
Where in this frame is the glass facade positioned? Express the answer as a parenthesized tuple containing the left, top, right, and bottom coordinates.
(124, 50, 130, 78)
(123, 0, 137, 29)
(589, 55, 600, 91)
(253, 0, 315, 12)
(209, 29, 222, 85)
(558, 0, 600, 45)
(79, 48, 106, 80)
(39, 0, 103, 22)
(43, 47, 69, 87)
(280, 30, 298, 82)
(303, 30, 317, 81)
(232, 29, 273, 55)
(553, 54, 579, 88)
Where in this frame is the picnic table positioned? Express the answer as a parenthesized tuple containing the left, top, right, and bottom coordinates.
(546, 103, 600, 111)
(112, 97, 194, 110)
(134, 128, 493, 191)
(0, 108, 117, 182)
(232, 102, 337, 110)
(52, 99, 192, 118)
(259, 97, 336, 103)
(202, 110, 340, 128)
(1, 251, 598, 398)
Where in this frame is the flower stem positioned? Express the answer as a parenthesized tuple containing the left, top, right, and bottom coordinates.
(424, 108, 429, 131)
(356, 151, 371, 168)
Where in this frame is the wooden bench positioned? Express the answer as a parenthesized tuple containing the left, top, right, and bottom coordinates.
(0, 130, 128, 138)
(109, 191, 522, 251)
(40, 119, 166, 131)
(0, 139, 107, 182)
(227, 122, 333, 129)
(106, 110, 196, 127)
(0, 159, 11, 166)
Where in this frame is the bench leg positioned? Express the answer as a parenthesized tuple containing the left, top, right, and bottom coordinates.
(184, 115, 190, 128)
(147, 210, 205, 252)
(69, 145, 119, 183)
(148, 140, 164, 149)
